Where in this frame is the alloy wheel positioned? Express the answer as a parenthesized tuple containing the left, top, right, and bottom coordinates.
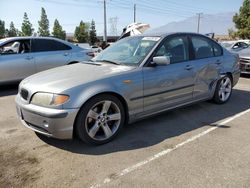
(218, 77, 232, 102)
(85, 100, 121, 141)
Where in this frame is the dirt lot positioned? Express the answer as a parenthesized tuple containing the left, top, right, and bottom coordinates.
(0, 76, 250, 188)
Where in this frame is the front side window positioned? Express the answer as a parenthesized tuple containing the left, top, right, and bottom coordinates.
(32, 39, 71, 52)
(93, 36, 160, 66)
(154, 36, 189, 64)
(0, 40, 30, 55)
(191, 36, 214, 59)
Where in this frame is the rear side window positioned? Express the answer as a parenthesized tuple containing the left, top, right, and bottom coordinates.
(191, 36, 213, 59)
(32, 39, 72, 52)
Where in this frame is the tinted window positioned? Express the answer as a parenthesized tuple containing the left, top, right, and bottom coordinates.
(32, 39, 71, 52)
(239, 42, 248, 48)
(154, 36, 189, 64)
(213, 42, 223, 56)
(191, 36, 213, 59)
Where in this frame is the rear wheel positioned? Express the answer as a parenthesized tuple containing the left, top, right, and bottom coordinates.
(213, 75, 232, 104)
(75, 94, 125, 145)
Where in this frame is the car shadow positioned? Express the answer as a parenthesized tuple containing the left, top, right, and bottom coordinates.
(0, 83, 19, 97)
(240, 74, 250, 78)
(37, 88, 250, 155)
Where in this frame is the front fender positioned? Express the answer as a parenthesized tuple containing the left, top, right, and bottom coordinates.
(62, 70, 144, 118)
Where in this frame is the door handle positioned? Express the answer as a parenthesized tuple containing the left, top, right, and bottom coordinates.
(215, 60, 222, 65)
(64, 52, 69, 56)
(25, 56, 33, 60)
(185, 65, 193, 70)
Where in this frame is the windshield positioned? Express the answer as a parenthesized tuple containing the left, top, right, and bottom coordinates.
(93, 36, 161, 66)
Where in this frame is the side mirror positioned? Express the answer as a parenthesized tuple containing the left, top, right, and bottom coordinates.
(152, 56, 170, 66)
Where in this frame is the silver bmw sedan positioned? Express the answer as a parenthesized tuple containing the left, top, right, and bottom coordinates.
(15, 32, 240, 145)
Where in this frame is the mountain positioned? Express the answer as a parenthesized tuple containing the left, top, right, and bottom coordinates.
(147, 12, 235, 35)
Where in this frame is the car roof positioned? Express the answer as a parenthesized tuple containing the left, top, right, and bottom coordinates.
(139, 32, 213, 39)
(3, 36, 65, 41)
(1, 36, 82, 49)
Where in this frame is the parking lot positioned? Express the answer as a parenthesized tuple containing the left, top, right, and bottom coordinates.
(0, 76, 250, 188)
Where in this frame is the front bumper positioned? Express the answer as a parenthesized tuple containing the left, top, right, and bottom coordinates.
(15, 95, 79, 139)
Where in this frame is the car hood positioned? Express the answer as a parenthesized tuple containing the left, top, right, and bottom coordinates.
(21, 62, 136, 93)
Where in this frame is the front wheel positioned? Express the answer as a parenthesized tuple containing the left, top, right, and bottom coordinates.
(75, 94, 125, 145)
(213, 75, 232, 104)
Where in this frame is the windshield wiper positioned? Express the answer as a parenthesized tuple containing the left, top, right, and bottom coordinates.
(94, 59, 121, 65)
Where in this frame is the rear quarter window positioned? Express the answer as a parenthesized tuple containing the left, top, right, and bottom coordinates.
(32, 39, 72, 52)
(213, 41, 223, 57)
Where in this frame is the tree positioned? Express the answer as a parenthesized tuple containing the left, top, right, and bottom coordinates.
(0, 20, 5, 38)
(7, 22, 18, 37)
(89, 20, 97, 45)
(233, 0, 250, 39)
(21, 12, 33, 36)
(74, 21, 89, 43)
(38, 7, 50, 36)
(52, 19, 66, 40)
(228, 28, 237, 40)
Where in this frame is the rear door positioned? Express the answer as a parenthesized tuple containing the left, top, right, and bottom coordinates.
(142, 35, 195, 113)
(32, 39, 72, 72)
(189, 35, 223, 99)
(0, 39, 36, 83)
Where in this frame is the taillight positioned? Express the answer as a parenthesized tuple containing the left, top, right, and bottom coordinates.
(86, 51, 95, 57)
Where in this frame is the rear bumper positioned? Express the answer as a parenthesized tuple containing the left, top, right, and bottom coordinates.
(15, 95, 79, 139)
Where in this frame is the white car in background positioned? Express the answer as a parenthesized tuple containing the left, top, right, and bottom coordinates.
(221, 40, 249, 52)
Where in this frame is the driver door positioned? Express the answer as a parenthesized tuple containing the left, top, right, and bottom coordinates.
(142, 35, 195, 114)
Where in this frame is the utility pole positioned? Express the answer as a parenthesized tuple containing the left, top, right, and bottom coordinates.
(103, 0, 107, 43)
(134, 4, 136, 23)
(197, 13, 203, 33)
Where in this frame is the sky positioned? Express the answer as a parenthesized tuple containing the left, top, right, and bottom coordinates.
(0, 0, 244, 36)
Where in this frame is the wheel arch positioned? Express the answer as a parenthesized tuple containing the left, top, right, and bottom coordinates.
(72, 91, 129, 138)
(67, 61, 79, 65)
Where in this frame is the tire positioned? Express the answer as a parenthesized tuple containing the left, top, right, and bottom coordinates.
(213, 75, 232, 104)
(75, 94, 125, 145)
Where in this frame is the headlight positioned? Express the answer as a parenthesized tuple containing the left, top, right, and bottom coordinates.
(31, 92, 69, 106)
